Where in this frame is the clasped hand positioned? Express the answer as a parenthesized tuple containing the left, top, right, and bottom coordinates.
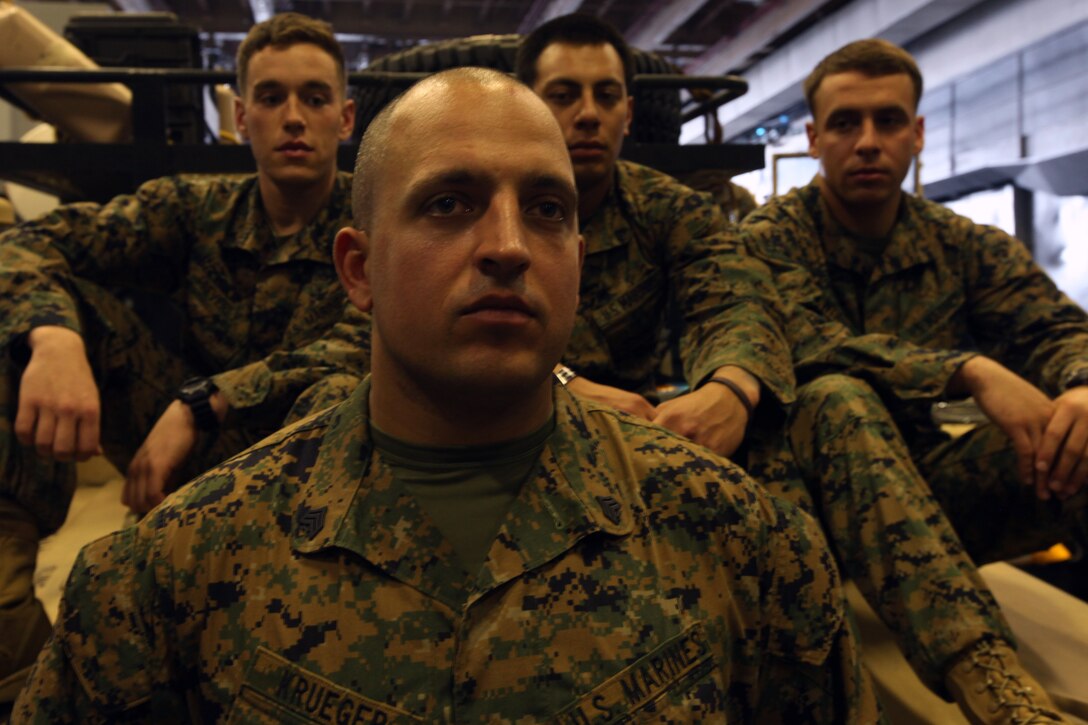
(961, 357, 1088, 500)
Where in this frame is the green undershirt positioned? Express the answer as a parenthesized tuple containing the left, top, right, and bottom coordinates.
(369, 417, 555, 575)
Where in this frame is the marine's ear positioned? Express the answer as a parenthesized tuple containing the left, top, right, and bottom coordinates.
(806, 121, 819, 159)
(913, 114, 925, 156)
(338, 98, 356, 142)
(234, 95, 249, 141)
(333, 227, 372, 312)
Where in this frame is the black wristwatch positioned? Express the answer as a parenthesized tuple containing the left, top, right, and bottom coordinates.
(1064, 370, 1088, 391)
(177, 377, 220, 432)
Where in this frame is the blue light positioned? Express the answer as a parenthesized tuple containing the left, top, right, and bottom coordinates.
(778, 114, 789, 124)
(755, 127, 766, 137)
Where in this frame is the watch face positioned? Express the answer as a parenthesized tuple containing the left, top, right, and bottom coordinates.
(179, 377, 214, 400)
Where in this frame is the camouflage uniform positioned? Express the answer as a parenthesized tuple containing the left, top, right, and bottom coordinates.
(741, 179, 1088, 692)
(14, 380, 880, 723)
(679, 170, 759, 225)
(0, 172, 369, 535)
(564, 160, 793, 408)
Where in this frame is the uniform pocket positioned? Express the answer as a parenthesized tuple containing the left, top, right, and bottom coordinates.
(224, 647, 422, 725)
(589, 272, 665, 373)
(551, 623, 726, 725)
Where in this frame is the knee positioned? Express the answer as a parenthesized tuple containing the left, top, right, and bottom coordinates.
(790, 375, 902, 448)
(795, 375, 882, 416)
(790, 375, 908, 461)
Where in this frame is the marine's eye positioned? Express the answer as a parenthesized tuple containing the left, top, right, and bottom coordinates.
(426, 195, 472, 216)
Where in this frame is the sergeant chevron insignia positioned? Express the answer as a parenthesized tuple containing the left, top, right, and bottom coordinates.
(295, 504, 328, 540)
(596, 496, 622, 525)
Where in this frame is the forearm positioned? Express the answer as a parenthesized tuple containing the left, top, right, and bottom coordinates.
(745, 224, 973, 401)
(673, 229, 794, 407)
(684, 309, 793, 408)
(788, 304, 975, 401)
(964, 220, 1088, 394)
(946, 354, 988, 398)
(704, 365, 761, 412)
(213, 312, 371, 428)
(0, 244, 83, 346)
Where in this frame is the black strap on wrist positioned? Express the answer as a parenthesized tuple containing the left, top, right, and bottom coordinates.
(187, 396, 219, 432)
(1064, 370, 1088, 391)
(177, 377, 220, 433)
(706, 376, 755, 419)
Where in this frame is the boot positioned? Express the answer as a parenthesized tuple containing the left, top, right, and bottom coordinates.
(0, 510, 53, 704)
(946, 639, 1065, 724)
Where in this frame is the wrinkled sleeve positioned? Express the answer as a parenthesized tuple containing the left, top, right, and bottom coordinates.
(961, 222, 1088, 395)
(754, 494, 882, 723)
(0, 177, 191, 347)
(11, 526, 188, 724)
(742, 214, 974, 401)
(212, 302, 371, 427)
(667, 193, 796, 408)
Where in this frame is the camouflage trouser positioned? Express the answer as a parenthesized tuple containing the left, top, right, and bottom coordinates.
(914, 416, 1087, 564)
(747, 374, 1016, 697)
(0, 280, 258, 536)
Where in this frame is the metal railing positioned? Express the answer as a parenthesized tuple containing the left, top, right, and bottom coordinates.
(0, 67, 759, 203)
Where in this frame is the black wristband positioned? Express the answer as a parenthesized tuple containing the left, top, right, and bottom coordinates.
(177, 377, 220, 432)
(186, 395, 219, 432)
(1064, 370, 1088, 391)
(706, 376, 755, 419)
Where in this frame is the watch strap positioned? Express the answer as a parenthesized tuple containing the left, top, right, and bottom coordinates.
(178, 377, 220, 432)
(186, 395, 219, 432)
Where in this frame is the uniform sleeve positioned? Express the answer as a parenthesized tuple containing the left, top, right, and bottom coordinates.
(0, 177, 193, 347)
(11, 526, 189, 724)
(212, 302, 371, 427)
(667, 191, 796, 408)
(753, 494, 882, 723)
(961, 222, 1088, 395)
(742, 214, 975, 401)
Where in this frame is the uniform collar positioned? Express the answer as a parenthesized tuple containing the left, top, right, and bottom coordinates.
(580, 161, 636, 255)
(804, 177, 939, 278)
(222, 172, 350, 265)
(472, 385, 635, 601)
(291, 378, 636, 610)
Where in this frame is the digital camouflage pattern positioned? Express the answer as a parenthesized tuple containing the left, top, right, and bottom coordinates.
(0, 172, 370, 533)
(678, 170, 759, 226)
(747, 376, 1015, 695)
(564, 160, 793, 406)
(741, 179, 1088, 689)
(741, 180, 1088, 443)
(15, 380, 880, 724)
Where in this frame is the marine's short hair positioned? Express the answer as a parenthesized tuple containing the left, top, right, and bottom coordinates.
(516, 13, 634, 90)
(236, 12, 346, 95)
(804, 39, 923, 115)
(352, 67, 528, 232)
